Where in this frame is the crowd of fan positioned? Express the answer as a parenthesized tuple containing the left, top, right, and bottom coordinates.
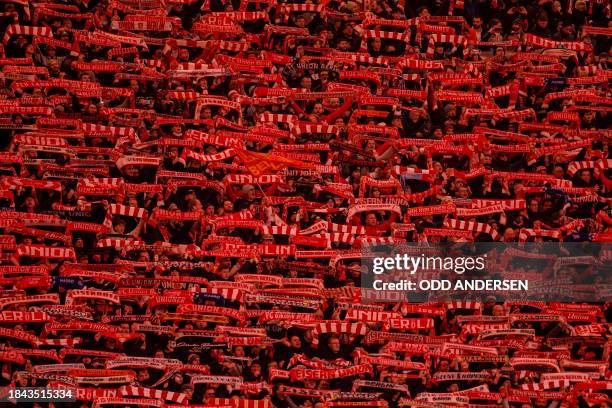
(0, 0, 609, 406)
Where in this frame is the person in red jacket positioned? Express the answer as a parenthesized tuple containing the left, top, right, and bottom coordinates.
(349, 211, 398, 236)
